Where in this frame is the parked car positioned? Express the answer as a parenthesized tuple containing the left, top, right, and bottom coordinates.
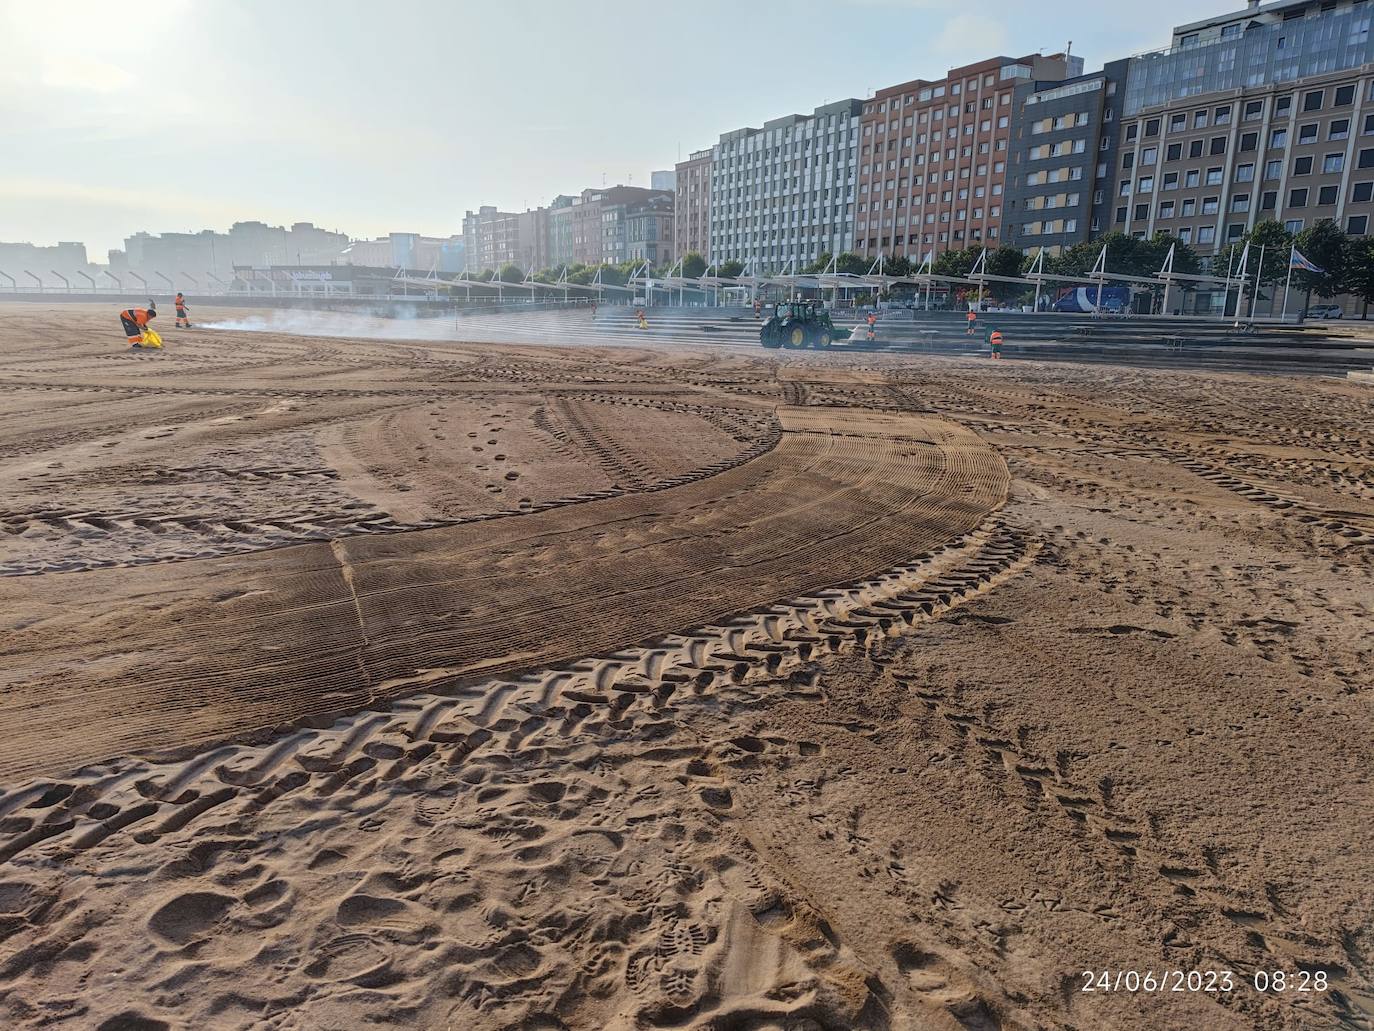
(1302, 304, 1344, 319)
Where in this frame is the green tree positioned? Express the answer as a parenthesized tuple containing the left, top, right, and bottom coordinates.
(802, 252, 832, 274)
(883, 254, 913, 277)
(1245, 220, 1295, 289)
(718, 259, 745, 279)
(1342, 235, 1374, 318)
(681, 252, 707, 279)
(931, 246, 981, 279)
(982, 246, 1025, 302)
(1293, 219, 1348, 302)
(834, 252, 867, 275)
(497, 263, 524, 284)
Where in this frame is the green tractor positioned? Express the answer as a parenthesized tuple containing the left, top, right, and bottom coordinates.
(760, 300, 836, 349)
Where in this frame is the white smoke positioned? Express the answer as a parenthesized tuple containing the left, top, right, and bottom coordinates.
(202, 309, 462, 342)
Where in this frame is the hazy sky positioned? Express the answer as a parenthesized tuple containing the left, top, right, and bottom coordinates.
(1, 0, 1210, 258)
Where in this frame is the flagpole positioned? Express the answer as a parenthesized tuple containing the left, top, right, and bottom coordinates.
(1281, 246, 1294, 323)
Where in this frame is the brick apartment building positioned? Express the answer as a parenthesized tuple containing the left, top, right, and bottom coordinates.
(674, 149, 713, 262)
(855, 52, 1081, 260)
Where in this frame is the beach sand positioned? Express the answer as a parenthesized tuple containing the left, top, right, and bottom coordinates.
(0, 304, 1370, 1030)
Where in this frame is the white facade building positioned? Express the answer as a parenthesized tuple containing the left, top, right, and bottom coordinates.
(708, 99, 862, 271)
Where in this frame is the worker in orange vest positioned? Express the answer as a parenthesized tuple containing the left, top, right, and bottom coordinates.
(966, 309, 977, 335)
(119, 302, 158, 347)
(636, 307, 648, 330)
(865, 311, 877, 341)
(989, 327, 1004, 359)
(174, 292, 191, 328)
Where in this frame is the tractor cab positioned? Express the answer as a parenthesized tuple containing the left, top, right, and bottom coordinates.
(759, 299, 837, 350)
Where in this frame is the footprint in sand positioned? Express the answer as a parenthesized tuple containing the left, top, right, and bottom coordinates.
(147, 890, 235, 946)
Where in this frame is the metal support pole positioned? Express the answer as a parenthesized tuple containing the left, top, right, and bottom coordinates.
(51, 271, 70, 292)
(76, 270, 96, 292)
(24, 271, 41, 292)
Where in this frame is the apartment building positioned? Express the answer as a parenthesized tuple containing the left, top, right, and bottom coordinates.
(674, 148, 713, 261)
(1117, 0, 1374, 251)
(625, 194, 675, 265)
(855, 53, 1081, 260)
(1004, 60, 1129, 255)
(708, 99, 863, 271)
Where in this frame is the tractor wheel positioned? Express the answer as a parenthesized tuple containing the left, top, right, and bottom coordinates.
(817, 330, 832, 348)
(787, 326, 806, 348)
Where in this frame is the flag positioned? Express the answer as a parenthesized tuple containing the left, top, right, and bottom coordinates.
(1289, 246, 1324, 274)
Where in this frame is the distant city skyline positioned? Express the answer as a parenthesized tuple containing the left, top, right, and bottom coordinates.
(2, 0, 1213, 256)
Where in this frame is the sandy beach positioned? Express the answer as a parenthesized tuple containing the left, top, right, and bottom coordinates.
(0, 304, 1370, 1030)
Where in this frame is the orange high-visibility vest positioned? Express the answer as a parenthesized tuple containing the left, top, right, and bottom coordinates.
(990, 330, 1004, 345)
(967, 311, 976, 321)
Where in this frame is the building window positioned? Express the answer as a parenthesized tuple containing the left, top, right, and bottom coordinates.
(1227, 223, 1244, 240)
(1244, 100, 1264, 120)
(1194, 110, 1208, 128)
(1198, 225, 1216, 244)
(1303, 90, 1324, 112)
(1294, 156, 1313, 175)
(1189, 139, 1204, 158)
(1167, 142, 1182, 160)
(1330, 119, 1351, 141)
(1116, 206, 1127, 222)
(1349, 214, 1369, 235)
(1231, 194, 1250, 212)
(1276, 95, 1292, 115)
(1360, 148, 1374, 169)
(1299, 123, 1318, 144)
(1145, 118, 1160, 137)
(1261, 191, 1277, 210)
(1186, 169, 1200, 188)
(1205, 167, 1223, 185)
(1142, 146, 1157, 164)
(1335, 84, 1356, 107)
(1169, 113, 1186, 132)
(1182, 198, 1197, 216)
(1134, 203, 1149, 220)
(1139, 176, 1154, 193)
(1354, 181, 1374, 202)
(1215, 106, 1232, 125)
(1289, 188, 1309, 207)
(1285, 218, 1304, 233)
(1235, 163, 1254, 182)
(1271, 128, 1288, 148)
(1159, 200, 1175, 218)
(1264, 159, 1283, 180)
(1163, 171, 1179, 190)
(1202, 197, 1219, 215)
(1323, 153, 1345, 174)
(1178, 227, 1192, 243)
(1240, 132, 1258, 152)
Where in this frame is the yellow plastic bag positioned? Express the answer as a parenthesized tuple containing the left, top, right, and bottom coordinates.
(140, 328, 163, 349)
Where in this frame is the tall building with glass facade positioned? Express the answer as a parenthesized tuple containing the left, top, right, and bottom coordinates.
(708, 99, 862, 271)
(1116, 0, 1374, 250)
